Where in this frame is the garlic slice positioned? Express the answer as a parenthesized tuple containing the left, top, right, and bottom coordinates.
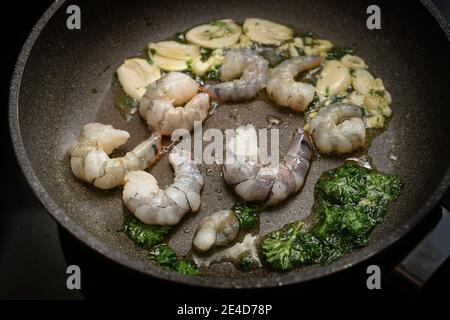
(192, 48, 224, 76)
(117, 58, 161, 101)
(352, 69, 374, 95)
(150, 55, 190, 72)
(147, 41, 200, 60)
(304, 39, 333, 55)
(186, 19, 242, 49)
(243, 18, 293, 45)
(316, 60, 351, 96)
(341, 54, 367, 70)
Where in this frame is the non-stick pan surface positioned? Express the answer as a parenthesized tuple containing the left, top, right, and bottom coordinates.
(9, 0, 450, 288)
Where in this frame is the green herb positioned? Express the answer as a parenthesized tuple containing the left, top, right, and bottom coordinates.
(148, 244, 201, 276)
(200, 48, 214, 62)
(204, 66, 221, 81)
(237, 253, 259, 272)
(122, 96, 139, 109)
(148, 243, 177, 267)
(306, 94, 320, 112)
(147, 56, 154, 65)
(261, 162, 403, 271)
(299, 31, 316, 45)
(186, 58, 193, 72)
(232, 202, 263, 230)
(119, 215, 171, 249)
(176, 260, 202, 276)
(205, 20, 233, 40)
(210, 20, 227, 28)
(174, 32, 186, 43)
(149, 47, 157, 56)
(369, 89, 384, 97)
(326, 47, 356, 60)
(325, 94, 346, 105)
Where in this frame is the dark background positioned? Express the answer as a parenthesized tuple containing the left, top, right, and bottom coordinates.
(0, 0, 449, 305)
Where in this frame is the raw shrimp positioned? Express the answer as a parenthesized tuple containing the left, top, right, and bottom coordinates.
(266, 55, 322, 112)
(122, 148, 203, 225)
(223, 124, 313, 206)
(193, 210, 240, 252)
(70, 123, 161, 189)
(309, 103, 366, 154)
(204, 49, 269, 101)
(192, 234, 261, 268)
(140, 72, 210, 135)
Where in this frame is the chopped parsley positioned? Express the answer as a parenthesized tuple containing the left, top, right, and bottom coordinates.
(148, 244, 201, 276)
(122, 96, 139, 109)
(200, 47, 214, 62)
(204, 65, 221, 81)
(119, 215, 172, 249)
(237, 253, 259, 272)
(261, 162, 403, 271)
(232, 201, 263, 230)
(326, 47, 357, 60)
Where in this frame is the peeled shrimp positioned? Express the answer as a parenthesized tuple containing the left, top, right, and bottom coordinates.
(192, 234, 260, 268)
(70, 123, 161, 189)
(309, 103, 366, 154)
(193, 210, 240, 252)
(140, 72, 210, 135)
(266, 55, 322, 112)
(122, 148, 203, 225)
(223, 124, 313, 206)
(204, 49, 269, 101)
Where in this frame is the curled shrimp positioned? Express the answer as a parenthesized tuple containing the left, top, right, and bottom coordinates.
(223, 124, 313, 206)
(70, 123, 161, 189)
(122, 147, 203, 225)
(204, 49, 269, 101)
(193, 210, 240, 252)
(266, 55, 322, 112)
(309, 103, 366, 154)
(140, 72, 210, 135)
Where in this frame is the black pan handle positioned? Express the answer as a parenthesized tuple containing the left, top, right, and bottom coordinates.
(389, 190, 450, 293)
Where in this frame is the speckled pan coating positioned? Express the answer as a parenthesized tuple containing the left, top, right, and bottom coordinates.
(9, 0, 450, 288)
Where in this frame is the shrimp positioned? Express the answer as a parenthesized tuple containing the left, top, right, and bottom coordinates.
(223, 124, 313, 206)
(309, 103, 366, 154)
(140, 72, 210, 135)
(193, 210, 240, 252)
(204, 49, 269, 101)
(266, 55, 322, 112)
(192, 234, 261, 268)
(122, 147, 203, 225)
(70, 123, 161, 189)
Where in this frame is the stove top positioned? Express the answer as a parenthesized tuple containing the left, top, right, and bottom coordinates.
(1, 0, 449, 304)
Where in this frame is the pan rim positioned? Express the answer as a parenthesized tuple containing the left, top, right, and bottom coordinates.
(8, 0, 450, 289)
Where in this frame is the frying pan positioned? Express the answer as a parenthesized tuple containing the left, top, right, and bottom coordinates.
(9, 0, 450, 288)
